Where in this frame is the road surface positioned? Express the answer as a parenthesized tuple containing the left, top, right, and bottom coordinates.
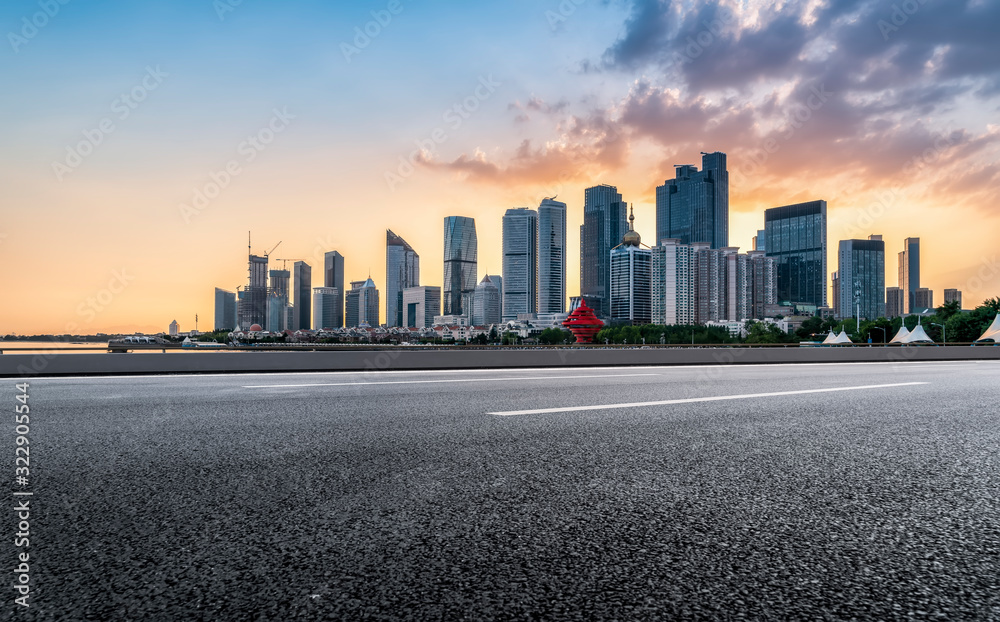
(7, 361, 1000, 620)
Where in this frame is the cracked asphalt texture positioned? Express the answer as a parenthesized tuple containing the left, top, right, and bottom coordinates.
(7, 360, 1000, 620)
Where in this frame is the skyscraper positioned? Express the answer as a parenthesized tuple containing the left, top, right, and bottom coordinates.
(886, 287, 904, 318)
(898, 237, 920, 314)
(747, 251, 777, 320)
(502, 208, 538, 320)
(764, 200, 828, 309)
(293, 261, 312, 331)
(443, 216, 477, 316)
(915, 287, 933, 311)
(324, 251, 346, 328)
(403, 286, 441, 329)
(385, 230, 419, 327)
(472, 275, 502, 326)
(610, 208, 651, 325)
(651, 239, 693, 326)
(213, 288, 237, 331)
(656, 151, 729, 248)
(345, 278, 379, 327)
(238, 253, 269, 329)
(752, 229, 767, 252)
(837, 236, 886, 320)
(581, 184, 627, 317)
(267, 269, 290, 332)
(537, 197, 567, 314)
(944, 289, 962, 308)
(313, 287, 340, 330)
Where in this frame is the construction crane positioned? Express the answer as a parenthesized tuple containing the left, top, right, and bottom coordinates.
(264, 241, 282, 258)
(274, 258, 304, 270)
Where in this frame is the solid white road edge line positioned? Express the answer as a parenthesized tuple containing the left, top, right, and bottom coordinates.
(241, 373, 659, 389)
(488, 382, 931, 416)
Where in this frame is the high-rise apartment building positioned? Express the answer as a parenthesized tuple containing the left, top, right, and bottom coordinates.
(915, 287, 933, 311)
(764, 200, 828, 308)
(214, 288, 237, 331)
(610, 208, 651, 325)
(502, 208, 538, 320)
(385, 230, 419, 327)
(747, 251, 777, 320)
(472, 275, 502, 326)
(293, 261, 312, 331)
(898, 238, 920, 314)
(345, 278, 379, 327)
(443, 216, 478, 316)
(581, 184, 628, 317)
(886, 287, 904, 318)
(313, 287, 340, 330)
(537, 197, 567, 314)
(837, 236, 886, 320)
(656, 151, 729, 248)
(651, 239, 694, 325)
(403, 286, 441, 329)
(944, 289, 962, 308)
(323, 251, 346, 328)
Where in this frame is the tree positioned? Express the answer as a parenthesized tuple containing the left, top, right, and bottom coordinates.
(983, 297, 1000, 313)
(538, 327, 570, 345)
(745, 321, 793, 344)
(936, 300, 962, 321)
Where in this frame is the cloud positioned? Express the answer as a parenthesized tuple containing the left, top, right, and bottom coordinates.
(417, 0, 1000, 219)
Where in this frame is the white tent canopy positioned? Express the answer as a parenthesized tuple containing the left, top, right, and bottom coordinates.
(976, 314, 1000, 342)
(901, 320, 935, 344)
(889, 325, 910, 343)
(823, 330, 853, 345)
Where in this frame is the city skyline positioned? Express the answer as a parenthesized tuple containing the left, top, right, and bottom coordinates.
(4, 1, 1000, 334)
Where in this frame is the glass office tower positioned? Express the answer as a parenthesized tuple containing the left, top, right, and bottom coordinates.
(580, 184, 627, 318)
(537, 197, 567, 314)
(764, 200, 828, 308)
(837, 236, 886, 320)
(656, 151, 729, 248)
(443, 216, 478, 316)
(502, 208, 538, 320)
(385, 230, 419, 327)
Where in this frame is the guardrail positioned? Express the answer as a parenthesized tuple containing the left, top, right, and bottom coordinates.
(1, 341, 994, 354)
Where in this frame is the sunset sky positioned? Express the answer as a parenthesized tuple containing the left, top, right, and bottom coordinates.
(3, 0, 999, 334)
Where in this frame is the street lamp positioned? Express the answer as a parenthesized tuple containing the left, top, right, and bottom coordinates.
(870, 326, 886, 345)
(931, 322, 946, 346)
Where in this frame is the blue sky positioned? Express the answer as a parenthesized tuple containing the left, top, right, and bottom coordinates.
(3, 0, 999, 333)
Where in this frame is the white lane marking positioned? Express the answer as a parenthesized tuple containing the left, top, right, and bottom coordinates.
(488, 382, 930, 416)
(15, 360, 990, 382)
(242, 373, 659, 389)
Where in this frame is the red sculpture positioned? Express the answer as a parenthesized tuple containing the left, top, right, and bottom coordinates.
(562, 301, 604, 344)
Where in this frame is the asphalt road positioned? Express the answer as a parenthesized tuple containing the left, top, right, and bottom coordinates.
(6, 361, 1000, 620)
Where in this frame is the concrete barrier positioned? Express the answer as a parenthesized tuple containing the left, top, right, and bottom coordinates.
(1, 346, 998, 377)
